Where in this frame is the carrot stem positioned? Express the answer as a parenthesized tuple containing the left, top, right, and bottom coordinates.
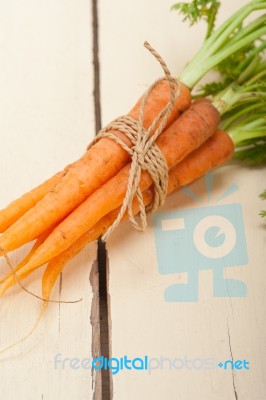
(179, 1, 266, 88)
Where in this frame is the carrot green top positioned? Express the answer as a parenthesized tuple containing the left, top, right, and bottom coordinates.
(176, 0, 266, 89)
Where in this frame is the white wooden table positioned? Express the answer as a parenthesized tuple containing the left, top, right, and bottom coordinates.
(0, 1, 97, 399)
(0, 1, 265, 399)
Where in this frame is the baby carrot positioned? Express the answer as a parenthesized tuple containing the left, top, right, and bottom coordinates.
(0, 227, 54, 286)
(0, 229, 54, 297)
(0, 81, 191, 251)
(2, 100, 220, 270)
(0, 170, 66, 233)
(0, 130, 233, 295)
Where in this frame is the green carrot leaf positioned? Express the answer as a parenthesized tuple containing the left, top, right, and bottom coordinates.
(260, 190, 266, 200)
(259, 190, 266, 218)
(171, 0, 220, 38)
(233, 140, 266, 165)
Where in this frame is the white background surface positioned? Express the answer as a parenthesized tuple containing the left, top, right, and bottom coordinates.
(0, 0, 265, 399)
(0, 1, 96, 399)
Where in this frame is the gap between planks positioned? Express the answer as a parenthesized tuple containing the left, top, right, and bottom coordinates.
(91, 0, 112, 399)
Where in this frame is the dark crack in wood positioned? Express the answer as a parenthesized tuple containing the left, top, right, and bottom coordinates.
(92, 0, 112, 398)
(227, 323, 238, 400)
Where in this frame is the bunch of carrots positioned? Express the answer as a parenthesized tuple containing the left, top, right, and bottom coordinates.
(0, 0, 265, 324)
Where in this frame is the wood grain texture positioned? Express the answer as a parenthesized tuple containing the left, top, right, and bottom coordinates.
(99, 0, 266, 399)
(0, 1, 97, 399)
(1, 0, 265, 399)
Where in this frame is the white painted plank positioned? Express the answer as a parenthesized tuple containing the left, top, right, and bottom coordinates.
(0, 1, 97, 399)
(99, 0, 266, 398)
(107, 166, 266, 399)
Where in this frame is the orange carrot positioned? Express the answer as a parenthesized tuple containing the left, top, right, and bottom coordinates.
(0, 101, 219, 271)
(44, 132, 232, 292)
(0, 201, 148, 297)
(0, 81, 191, 252)
(0, 130, 233, 295)
(0, 227, 54, 287)
(0, 170, 66, 233)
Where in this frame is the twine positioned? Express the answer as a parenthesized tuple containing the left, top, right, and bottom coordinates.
(89, 41, 181, 240)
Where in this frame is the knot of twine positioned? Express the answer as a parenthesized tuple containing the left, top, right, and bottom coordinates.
(89, 41, 181, 240)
